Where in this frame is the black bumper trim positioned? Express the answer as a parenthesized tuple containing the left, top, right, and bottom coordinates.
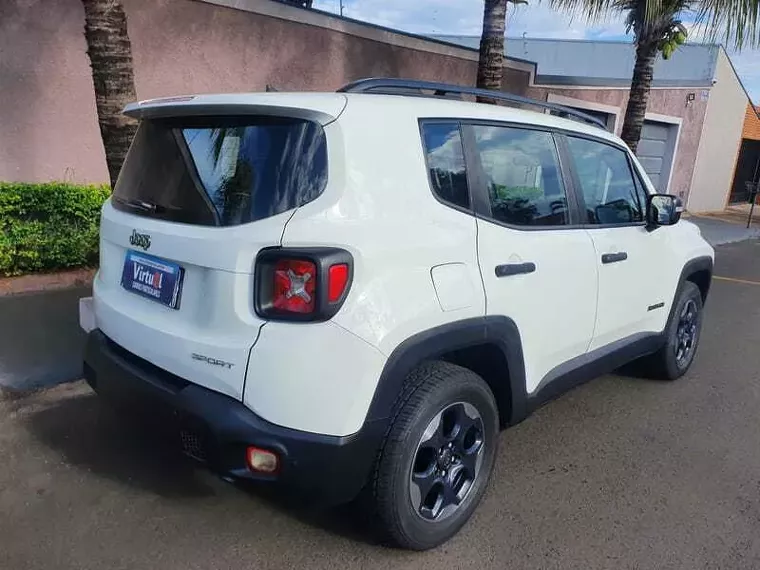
(83, 330, 384, 505)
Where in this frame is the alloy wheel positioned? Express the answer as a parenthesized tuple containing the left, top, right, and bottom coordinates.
(675, 299, 698, 366)
(409, 402, 485, 521)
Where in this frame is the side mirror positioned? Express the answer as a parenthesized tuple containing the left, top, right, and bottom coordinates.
(647, 194, 683, 229)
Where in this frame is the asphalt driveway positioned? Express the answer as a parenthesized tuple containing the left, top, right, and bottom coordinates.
(0, 286, 90, 390)
(2, 240, 760, 569)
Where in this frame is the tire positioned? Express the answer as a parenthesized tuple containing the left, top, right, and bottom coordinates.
(647, 281, 704, 380)
(371, 361, 499, 550)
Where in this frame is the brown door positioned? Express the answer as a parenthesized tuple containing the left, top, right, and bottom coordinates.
(729, 139, 760, 204)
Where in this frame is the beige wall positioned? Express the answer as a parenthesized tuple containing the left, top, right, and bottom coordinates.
(528, 87, 709, 203)
(687, 49, 748, 213)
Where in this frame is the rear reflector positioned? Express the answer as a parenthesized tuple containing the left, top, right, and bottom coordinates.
(328, 263, 349, 303)
(246, 446, 279, 474)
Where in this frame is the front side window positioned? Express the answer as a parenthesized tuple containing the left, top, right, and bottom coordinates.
(421, 122, 470, 209)
(566, 136, 646, 225)
(472, 125, 568, 226)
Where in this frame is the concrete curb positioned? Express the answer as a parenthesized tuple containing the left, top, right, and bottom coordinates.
(0, 268, 96, 297)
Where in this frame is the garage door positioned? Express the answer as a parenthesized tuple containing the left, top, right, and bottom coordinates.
(637, 121, 673, 192)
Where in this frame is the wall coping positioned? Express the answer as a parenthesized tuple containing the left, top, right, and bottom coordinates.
(193, 0, 537, 78)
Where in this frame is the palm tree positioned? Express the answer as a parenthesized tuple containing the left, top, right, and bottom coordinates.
(553, 0, 759, 152)
(81, 0, 138, 187)
(477, 0, 509, 92)
(476, 0, 528, 101)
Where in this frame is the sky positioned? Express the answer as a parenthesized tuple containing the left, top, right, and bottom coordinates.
(312, 0, 760, 103)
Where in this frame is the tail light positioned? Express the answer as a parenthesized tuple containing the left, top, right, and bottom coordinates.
(255, 248, 353, 322)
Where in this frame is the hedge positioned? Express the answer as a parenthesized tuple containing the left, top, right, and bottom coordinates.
(0, 182, 110, 276)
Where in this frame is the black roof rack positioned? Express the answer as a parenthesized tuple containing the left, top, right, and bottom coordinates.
(337, 77, 608, 130)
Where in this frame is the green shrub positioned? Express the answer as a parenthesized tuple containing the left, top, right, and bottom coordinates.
(0, 182, 110, 276)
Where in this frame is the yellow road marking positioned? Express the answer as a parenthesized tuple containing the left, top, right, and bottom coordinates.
(713, 275, 760, 286)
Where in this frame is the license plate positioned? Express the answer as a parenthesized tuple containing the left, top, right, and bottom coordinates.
(120, 250, 184, 309)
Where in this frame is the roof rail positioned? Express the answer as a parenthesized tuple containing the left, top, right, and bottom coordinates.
(337, 77, 608, 130)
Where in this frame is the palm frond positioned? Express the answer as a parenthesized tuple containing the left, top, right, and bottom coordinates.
(549, 0, 676, 29)
(696, 0, 759, 48)
(550, 0, 755, 46)
(548, 0, 620, 25)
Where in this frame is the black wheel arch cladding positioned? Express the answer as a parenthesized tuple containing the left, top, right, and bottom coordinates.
(365, 316, 528, 428)
(680, 256, 713, 305)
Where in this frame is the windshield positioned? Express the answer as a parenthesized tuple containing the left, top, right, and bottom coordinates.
(113, 116, 328, 226)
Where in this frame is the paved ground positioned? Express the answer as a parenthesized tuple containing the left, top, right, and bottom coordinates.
(687, 214, 760, 246)
(0, 286, 90, 390)
(2, 240, 760, 569)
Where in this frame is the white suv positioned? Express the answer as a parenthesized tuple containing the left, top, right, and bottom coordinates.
(80, 78, 714, 550)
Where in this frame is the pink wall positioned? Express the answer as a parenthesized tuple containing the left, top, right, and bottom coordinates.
(1, 0, 705, 204)
(126, 0, 472, 96)
(124, 0, 532, 99)
(0, 0, 107, 183)
(0, 0, 529, 184)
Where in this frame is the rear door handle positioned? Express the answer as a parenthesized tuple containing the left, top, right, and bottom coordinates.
(495, 262, 536, 277)
(601, 252, 628, 264)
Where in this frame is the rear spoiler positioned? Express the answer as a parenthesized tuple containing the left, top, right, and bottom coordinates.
(123, 93, 347, 126)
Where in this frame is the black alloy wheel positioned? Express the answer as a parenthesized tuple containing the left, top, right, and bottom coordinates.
(409, 402, 485, 521)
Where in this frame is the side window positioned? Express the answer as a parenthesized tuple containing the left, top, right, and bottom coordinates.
(471, 125, 568, 226)
(421, 123, 470, 209)
(566, 136, 647, 225)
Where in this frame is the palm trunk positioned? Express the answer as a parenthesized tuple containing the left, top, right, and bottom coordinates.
(476, 0, 507, 99)
(620, 40, 658, 153)
(82, 0, 138, 187)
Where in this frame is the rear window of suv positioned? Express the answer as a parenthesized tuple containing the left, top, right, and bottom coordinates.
(113, 116, 328, 226)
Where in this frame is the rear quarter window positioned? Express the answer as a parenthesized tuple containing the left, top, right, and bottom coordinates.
(420, 122, 470, 210)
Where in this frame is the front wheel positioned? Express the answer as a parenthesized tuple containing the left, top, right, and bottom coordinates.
(371, 361, 499, 550)
(647, 281, 704, 380)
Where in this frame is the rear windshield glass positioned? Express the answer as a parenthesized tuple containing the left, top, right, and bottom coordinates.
(113, 117, 328, 226)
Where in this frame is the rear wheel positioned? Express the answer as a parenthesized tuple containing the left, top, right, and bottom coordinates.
(647, 281, 704, 380)
(371, 361, 499, 550)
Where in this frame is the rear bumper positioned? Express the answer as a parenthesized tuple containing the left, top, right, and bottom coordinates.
(83, 329, 385, 505)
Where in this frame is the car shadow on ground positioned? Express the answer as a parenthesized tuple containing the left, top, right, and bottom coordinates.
(22, 391, 381, 545)
(614, 359, 673, 382)
(23, 392, 217, 498)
